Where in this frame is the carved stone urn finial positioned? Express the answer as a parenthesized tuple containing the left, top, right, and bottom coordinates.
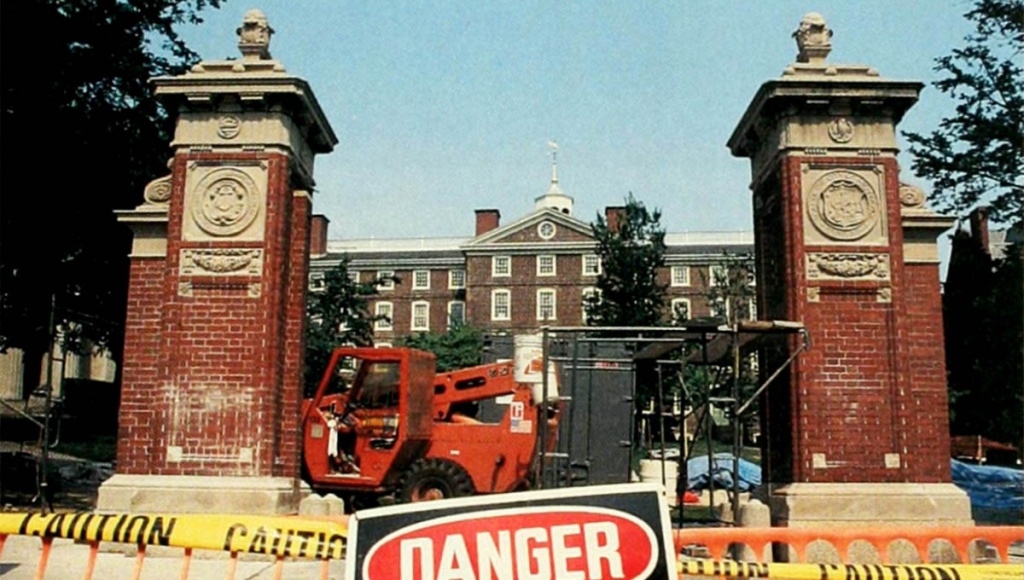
(793, 12, 832, 65)
(237, 9, 273, 61)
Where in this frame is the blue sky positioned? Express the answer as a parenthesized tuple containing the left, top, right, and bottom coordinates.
(178, 1, 974, 256)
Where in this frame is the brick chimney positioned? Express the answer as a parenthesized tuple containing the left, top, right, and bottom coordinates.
(605, 206, 626, 233)
(969, 207, 990, 256)
(310, 214, 330, 257)
(475, 209, 501, 236)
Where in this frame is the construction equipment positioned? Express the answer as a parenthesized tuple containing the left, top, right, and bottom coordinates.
(301, 346, 558, 507)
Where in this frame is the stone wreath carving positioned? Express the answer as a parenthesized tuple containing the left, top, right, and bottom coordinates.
(190, 167, 262, 237)
(143, 175, 173, 205)
(807, 252, 890, 280)
(180, 248, 263, 276)
(806, 170, 879, 241)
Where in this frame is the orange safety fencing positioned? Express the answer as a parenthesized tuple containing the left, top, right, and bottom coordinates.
(0, 512, 349, 580)
(674, 525, 1024, 564)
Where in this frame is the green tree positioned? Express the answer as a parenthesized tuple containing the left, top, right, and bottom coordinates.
(584, 194, 668, 327)
(943, 230, 1023, 445)
(0, 0, 222, 393)
(304, 259, 396, 394)
(903, 0, 1023, 227)
(398, 324, 485, 372)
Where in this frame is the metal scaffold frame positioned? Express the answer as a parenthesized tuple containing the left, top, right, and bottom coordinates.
(532, 320, 809, 526)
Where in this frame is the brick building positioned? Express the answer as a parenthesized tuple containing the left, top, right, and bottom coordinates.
(309, 159, 754, 343)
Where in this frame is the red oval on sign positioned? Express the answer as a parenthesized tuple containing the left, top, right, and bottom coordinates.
(363, 506, 658, 580)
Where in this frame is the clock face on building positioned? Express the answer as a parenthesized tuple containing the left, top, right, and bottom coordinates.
(538, 221, 556, 240)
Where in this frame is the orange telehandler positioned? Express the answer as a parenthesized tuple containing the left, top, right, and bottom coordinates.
(301, 346, 559, 507)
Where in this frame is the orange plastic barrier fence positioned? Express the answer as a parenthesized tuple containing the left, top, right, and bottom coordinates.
(0, 512, 349, 580)
(673, 526, 1024, 564)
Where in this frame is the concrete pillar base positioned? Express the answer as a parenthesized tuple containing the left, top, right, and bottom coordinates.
(96, 474, 310, 515)
(768, 483, 973, 563)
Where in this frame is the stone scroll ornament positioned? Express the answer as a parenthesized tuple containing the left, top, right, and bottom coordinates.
(190, 168, 262, 237)
(806, 170, 880, 241)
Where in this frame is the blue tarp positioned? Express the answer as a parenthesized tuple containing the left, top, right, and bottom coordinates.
(685, 453, 761, 492)
(950, 458, 1024, 511)
(679, 454, 1023, 509)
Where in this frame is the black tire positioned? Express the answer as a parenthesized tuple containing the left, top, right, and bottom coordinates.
(397, 458, 475, 503)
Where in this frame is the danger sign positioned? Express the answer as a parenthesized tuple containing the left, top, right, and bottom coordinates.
(347, 483, 675, 579)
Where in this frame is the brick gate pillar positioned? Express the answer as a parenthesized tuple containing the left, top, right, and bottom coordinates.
(100, 10, 337, 514)
(727, 14, 969, 527)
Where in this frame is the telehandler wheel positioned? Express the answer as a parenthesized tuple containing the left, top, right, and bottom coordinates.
(398, 458, 475, 502)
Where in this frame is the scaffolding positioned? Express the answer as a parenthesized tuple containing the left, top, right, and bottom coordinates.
(532, 320, 809, 526)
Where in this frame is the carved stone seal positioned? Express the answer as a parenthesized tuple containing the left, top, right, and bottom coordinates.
(806, 170, 879, 241)
(827, 118, 854, 143)
(190, 167, 261, 237)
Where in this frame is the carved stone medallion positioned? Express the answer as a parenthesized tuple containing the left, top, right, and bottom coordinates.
(806, 170, 880, 241)
(217, 115, 242, 140)
(190, 167, 261, 237)
(898, 182, 926, 208)
(827, 118, 853, 143)
(807, 252, 890, 281)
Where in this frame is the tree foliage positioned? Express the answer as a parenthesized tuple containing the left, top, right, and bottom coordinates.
(398, 324, 485, 373)
(584, 194, 668, 327)
(903, 0, 1023, 227)
(304, 259, 396, 394)
(943, 231, 1023, 445)
(0, 0, 222, 388)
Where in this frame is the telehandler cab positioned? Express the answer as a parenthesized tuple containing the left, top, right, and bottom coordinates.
(301, 346, 558, 507)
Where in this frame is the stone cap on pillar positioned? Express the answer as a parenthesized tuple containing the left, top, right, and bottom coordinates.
(899, 182, 956, 264)
(727, 12, 923, 160)
(150, 9, 337, 174)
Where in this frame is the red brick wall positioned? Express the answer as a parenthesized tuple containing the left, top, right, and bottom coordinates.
(116, 257, 166, 474)
(118, 151, 307, 478)
(756, 155, 950, 484)
(901, 261, 953, 481)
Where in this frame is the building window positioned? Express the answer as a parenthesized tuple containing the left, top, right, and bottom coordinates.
(537, 255, 556, 276)
(347, 270, 360, 284)
(671, 266, 690, 287)
(492, 289, 511, 321)
(708, 265, 728, 287)
(411, 301, 430, 331)
(448, 301, 466, 328)
(582, 254, 601, 276)
(492, 256, 511, 277)
(538, 221, 556, 240)
(309, 272, 325, 291)
(374, 302, 393, 330)
(671, 298, 692, 322)
(712, 296, 730, 319)
(537, 288, 557, 321)
(749, 298, 757, 320)
(449, 269, 466, 289)
(413, 270, 430, 290)
(581, 287, 600, 323)
(377, 270, 395, 290)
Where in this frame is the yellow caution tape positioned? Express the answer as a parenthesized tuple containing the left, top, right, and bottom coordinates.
(0, 512, 348, 560)
(678, 560, 1024, 580)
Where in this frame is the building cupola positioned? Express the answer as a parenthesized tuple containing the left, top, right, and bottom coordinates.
(534, 141, 574, 216)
